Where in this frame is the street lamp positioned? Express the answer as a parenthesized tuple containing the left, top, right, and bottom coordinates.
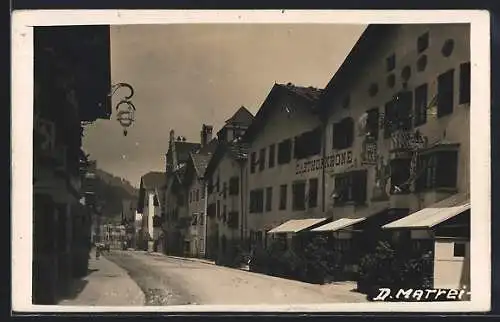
(109, 83, 136, 136)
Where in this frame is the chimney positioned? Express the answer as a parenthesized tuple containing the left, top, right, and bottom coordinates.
(200, 124, 213, 148)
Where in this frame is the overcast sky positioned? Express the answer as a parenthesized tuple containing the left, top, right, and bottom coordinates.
(82, 23, 366, 187)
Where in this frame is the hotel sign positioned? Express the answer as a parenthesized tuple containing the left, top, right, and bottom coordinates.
(296, 150, 353, 175)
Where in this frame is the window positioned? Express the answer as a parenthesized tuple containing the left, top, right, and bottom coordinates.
(459, 62, 471, 104)
(229, 176, 239, 195)
(250, 152, 257, 173)
(269, 144, 276, 168)
(294, 127, 322, 159)
(207, 203, 216, 218)
(417, 32, 429, 53)
(334, 170, 367, 205)
(277, 139, 292, 164)
(332, 117, 354, 150)
(366, 107, 379, 140)
(259, 148, 266, 171)
(279, 184, 287, 210)
(308, 178, 319, 208)
(292, 181, 306, 211)
(207, 177, 214, 194)
(249, 189, 264, 213)
(437, 69, 455, 117)
(390, 158, 411, 194)
(196, 189, 199, 202)
(384, 92, 412, 138)
(453, 242, 466, 257)
(394, 91, 413, 130)
(416, 150, 459, 191)
(201, 188, 205, 199)
(228, 211, 239, 229)
(414, 83, 428, 126)
(386, 54, 396, 72)
(265, 187, 273, 212)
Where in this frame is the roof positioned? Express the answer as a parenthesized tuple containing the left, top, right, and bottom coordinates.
(312, 217, 367, 232)
(140, 171, 165, 190)
(225, 106, 254, 126)
(383, 193, 470, 229)
(267, 217, 328, 234)
(174, 141, 201, 164)
(242, 83, 323, 144)
(319, 24, 400, 114)
(204, 140, 250, 178)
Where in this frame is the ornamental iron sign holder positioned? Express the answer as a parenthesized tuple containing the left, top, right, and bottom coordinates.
(109, 83, 136, 136)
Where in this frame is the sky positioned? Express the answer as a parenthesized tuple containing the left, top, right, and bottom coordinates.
(82, 23, 366, 187)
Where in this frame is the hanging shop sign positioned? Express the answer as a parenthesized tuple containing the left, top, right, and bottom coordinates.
(296, 150, 353, 175)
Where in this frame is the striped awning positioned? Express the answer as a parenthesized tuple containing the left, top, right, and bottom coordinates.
(383, 193, 470, 229)
(267, 218, 328, 234)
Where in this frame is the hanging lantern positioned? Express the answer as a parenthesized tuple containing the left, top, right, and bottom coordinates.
(109, 83, 136, 136)
(116, 100, 136, 136)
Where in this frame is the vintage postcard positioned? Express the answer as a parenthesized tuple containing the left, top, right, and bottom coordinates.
(11, 9, 491, 313)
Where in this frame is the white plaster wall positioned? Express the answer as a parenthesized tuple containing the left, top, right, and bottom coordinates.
(433, 239, 470, 289)
(323, 24, 470, 218)
(207, 154, 243, 244)
(246, 92, 325, 235)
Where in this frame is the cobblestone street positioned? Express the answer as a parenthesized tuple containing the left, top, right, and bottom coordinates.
(104, 250, 368, 306)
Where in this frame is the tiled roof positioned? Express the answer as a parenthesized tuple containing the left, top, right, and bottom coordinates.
(225, 106, 254, 126)
(279, 83, 323, 102)
(242, 83, 323, 144)
(140, 171, 165, 190)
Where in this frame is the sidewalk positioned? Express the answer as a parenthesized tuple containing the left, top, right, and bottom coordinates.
(58, 254, 145, 306)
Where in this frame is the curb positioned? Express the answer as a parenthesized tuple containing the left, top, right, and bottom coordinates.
(144, 252, 251, 272)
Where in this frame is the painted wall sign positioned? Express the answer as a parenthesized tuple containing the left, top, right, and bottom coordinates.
(296, 150, 353, 175)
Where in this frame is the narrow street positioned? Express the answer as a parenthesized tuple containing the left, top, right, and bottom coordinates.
(104, 250, 368, 306)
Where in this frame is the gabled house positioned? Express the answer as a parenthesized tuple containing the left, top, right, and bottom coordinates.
(241, 83, 325, 250)
(310, 23, 471, 289)
(204, 106, 254, 260)
(137, 171, 166, 252)
(163, 129, 202, 255)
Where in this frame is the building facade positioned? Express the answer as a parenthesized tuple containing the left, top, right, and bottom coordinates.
(137, 171, 165, 252)
(204, 107, 254, 260)
(183, 124, 217, 257)
(312, 23, 470, 288)
(242, 83, 324, 248)
(32, 25, 111, 304)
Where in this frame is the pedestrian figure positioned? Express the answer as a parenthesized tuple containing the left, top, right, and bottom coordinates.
(96, 244, 101, 260)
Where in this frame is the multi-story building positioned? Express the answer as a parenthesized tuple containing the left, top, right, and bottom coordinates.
(310, 24, 471, 289)
(32, 25, 111, 304)
(137, 171, 165, 252)
(163, 130, 201, 255)
(203, 107, 254, 260)
(183, 124, 218, 257)
(241, 83, 325, 249)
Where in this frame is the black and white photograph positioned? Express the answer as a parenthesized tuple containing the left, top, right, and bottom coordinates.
(11, 10, 491, 313)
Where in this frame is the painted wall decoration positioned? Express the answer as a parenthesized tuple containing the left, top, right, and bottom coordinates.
(295, 150, 353, 175)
